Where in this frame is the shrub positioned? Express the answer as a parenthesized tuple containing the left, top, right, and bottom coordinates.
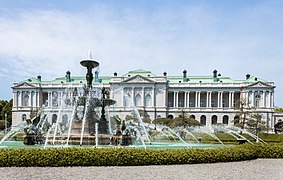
(0, 145, 258, 167)
(256, 143, 283, 158)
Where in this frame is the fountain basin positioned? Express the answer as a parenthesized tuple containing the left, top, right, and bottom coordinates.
(0, 141, 228, 149)
(80, 60, 99, 68)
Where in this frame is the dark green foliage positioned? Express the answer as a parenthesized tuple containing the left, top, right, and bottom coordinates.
(274, 121, 283, 134)
(256, 143, 283, 158)
(0, 99, 12, 129)
(0, 145, 258, 167)
(275, 108, 283, 113)
(1, 144, 283, 167)
(152, 118, 172, 126)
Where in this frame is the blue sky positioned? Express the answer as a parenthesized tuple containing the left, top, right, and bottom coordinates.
(0, 0, 283, 106)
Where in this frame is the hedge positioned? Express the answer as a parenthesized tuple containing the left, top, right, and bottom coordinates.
(0, 145, 258, 167)
(0, 144, 282, 167)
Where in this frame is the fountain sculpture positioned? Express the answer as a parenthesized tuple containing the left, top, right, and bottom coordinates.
(0, 53, 266, 149)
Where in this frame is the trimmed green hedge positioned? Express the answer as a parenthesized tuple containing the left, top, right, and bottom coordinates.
(0, 145, 257, 167)
(255, 143, 283, 158)
(0, 144, 282, 167)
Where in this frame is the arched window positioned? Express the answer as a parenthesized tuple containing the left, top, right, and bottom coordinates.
(145, 94, 152, 107)
(223, 115, 229, 125)
(30, 91, 35, 107)
(23, 94, 29, 106)
(167, 114, 174, 119)
(255, 94, 261, 107)
(200, 115, 206, 126)
(189, 115, 196, 119)
(124, 93, 132, 107)
(135, 94, 142, 106)
(52, 92, 58, 107)
(17, 91, 20, 107)
(211, 115, 217, 124)
(22, 114, 27, 121)
(52, 114, 58, 124)
(62, 114, 68, 124)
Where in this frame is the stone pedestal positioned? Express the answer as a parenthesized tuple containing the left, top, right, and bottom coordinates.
(98, 120, 109, 134)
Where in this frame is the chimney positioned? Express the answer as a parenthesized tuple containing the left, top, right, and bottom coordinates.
(213, 69, 217, 78)
(66, 71, 71, 82)
(183, 70, 187, 79)
(163, 71, 167, 76)
(246, 74, 251, 80)
(114, 72, 117, 77)
(37, 75, 41, 82)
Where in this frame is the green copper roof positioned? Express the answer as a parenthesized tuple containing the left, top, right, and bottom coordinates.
(22, 76, 111, 84)
(123, 69, 156, 77)
(166, 75, 267, 83)
(20, 70, 268, 85)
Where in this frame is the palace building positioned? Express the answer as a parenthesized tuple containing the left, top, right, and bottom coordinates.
(11, 68, 276, 131)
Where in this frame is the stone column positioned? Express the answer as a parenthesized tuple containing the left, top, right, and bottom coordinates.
(184, 92, 187, 107)
(29, 91, 33, 107)
(251, 91, 255, 107)
(173, 92, 176, 107)
(198, 92, 201, 107)
(132, 88, 135, 106)
(13, 92, 16, 107)
(228, 92, 231, 108)
(35, 91, 38, 107)
(176, 92, 179, 107)
(271, 91, 274, 108)
(121, 88, 124, 107)
(195, 92, 198, 108)
(220, 92, 221, 108)
(206, 92, 210, 108)
(152, 87, 155, 107)
(262, 91, 266, 108)
(142, 87, 145, 106)
(231, 92, 235, 108)
(220, 92, 223, 108)
(18, 91, 21, 107)
(48, 91, 53, 108)
(187, 91, 190, 107)
(209, 92, 212, 108)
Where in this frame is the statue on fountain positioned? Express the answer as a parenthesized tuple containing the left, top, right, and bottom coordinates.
(111, 115, 132, 146)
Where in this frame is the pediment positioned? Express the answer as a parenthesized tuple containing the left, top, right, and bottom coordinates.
(122, 75, 154, 83)
(246, 81, 273, 88)
(13, 82, 37, 88)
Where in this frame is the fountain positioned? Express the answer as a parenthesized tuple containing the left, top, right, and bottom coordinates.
(0, 53, 267, 149)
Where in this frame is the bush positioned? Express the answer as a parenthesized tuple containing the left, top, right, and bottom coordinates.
(256, 143, 283, 158)
(0, 145, 258, 167)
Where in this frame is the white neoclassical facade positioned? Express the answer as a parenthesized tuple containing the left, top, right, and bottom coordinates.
(11, 69, 276, 131)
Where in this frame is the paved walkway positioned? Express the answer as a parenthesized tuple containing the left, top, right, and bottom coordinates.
(0, 159, 283, 180)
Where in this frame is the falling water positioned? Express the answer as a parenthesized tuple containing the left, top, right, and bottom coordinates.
(66, 97, 78, 146)
(132, 106, 151, 143)
(165, 126, 192, 148)
(44, 123, 56, 148)
(181, 128, 200, 143)
(0, 122, 27, 145)
(52, 109, 63, 145)
(80, 95, 91, 146)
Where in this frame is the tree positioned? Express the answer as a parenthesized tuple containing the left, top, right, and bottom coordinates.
(168, 110, 200, 128)
(1, 99, 13, 128)
(246, 113, 267, 136)
(275, 108, 283, 113)
(274, 120, 283, 134)
(234, 91, 269, 135)
(152, 118, 172, 127)
(0, 100, 8, 120)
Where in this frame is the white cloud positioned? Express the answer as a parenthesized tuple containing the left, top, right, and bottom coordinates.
(0, 2, 283, 105)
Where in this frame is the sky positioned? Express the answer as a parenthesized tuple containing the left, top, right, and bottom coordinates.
(0, 0, 282, 106)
